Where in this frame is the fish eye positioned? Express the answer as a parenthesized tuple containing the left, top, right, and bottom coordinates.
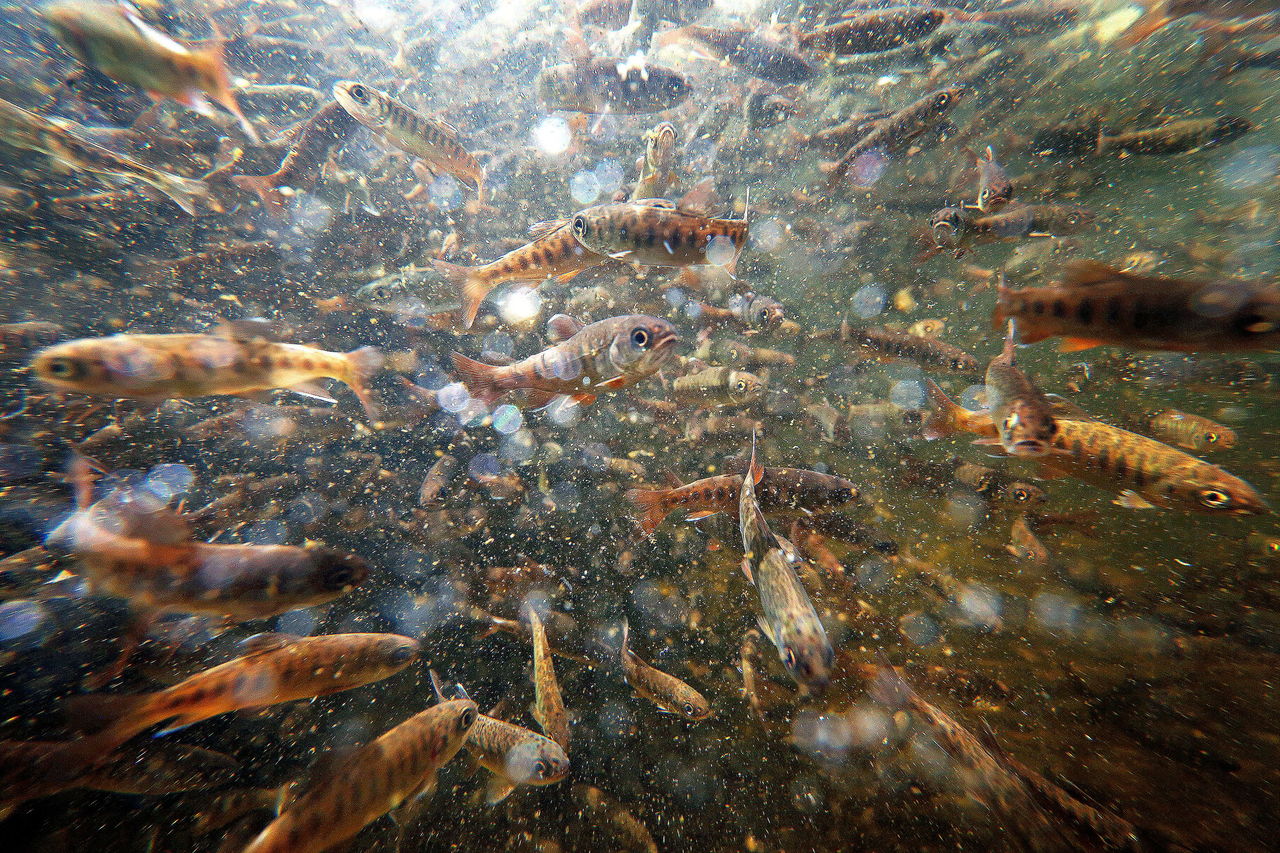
(935, 93, 950, 109)
(1205, 433, 1219, 443)
(533, 759, 548, 776)
(735, 380, 747, 393)
(1012, 488, 1030, 502)
(631, 328, 650, 348)
(45, 357, 80, 379)
(683, 702, 697, 717)
(389, 645, 415, 665)
(1198, 488, 1232, 508)
(572, 216, 586, 236)
(349, 84, 368, 102)
(460, 707, 477, 729)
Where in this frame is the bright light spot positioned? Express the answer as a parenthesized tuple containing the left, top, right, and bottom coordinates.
(593, 159, 625, 195)
(547, 395, 580, 426)
(754, 218, 784, 250)
(292, 193, 333, 233)
(492, 404, 523, 435)
(353, 0, 398, 33)
(0, 600, 50, 647)
(1217, 146, 1280, 190)
(705, 234, 738, 267)
(850, 284, 886, 318)
(889, 380, 924, 409)
(664, 287, 687, 308)
(570, 170, 601, 205)
(955, 582, 1003, 630)
(428, 174, 462, 210)
(438, 382, 470, 412)
(499, 287, 543, 324)
(532, 116, 572, 156)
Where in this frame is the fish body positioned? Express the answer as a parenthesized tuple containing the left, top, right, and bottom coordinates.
(1097, 116, 1252, 155)
(243, 699, 477, 853)
(840, 321, 981, 375)
(974, 146, 1013, 212)
(0, 97, 207, 215)
(571, 199, 748, 267)
(994, 260, 1280, 352)
(984, 320, 1057, 456)
(931, 203, 1094, 254)
(923, 381, 1268, 514)
(32, 329, 382, 419)
(626, 467, 860, 535)
(660, 26, 815, 83)
(824, 88, 963, 189)
(698, 339, 796, 368)
(1007, 515, 1050, 565)
(43, 1, 256, 141)
(738, 443, 834, 692)
(1145, 409, 1237, 451)
(354, 269, 461, 321)
(620, 620, 712, 721)
(419, 453, 461, 505)
(537, 58, 690, 113)
(463, 712, 570, 803)
(526, 605, 571, 750)
(432, 222, 606, 328)
(233, 101, 359, 216)
(451, 314, 677, 408)
(333, 81, 482, 194)
(800, 9, 947, 54)
(1119, 0, 1280, 45)
(671, 366, 766, 407)
(631, 122, 679, 201)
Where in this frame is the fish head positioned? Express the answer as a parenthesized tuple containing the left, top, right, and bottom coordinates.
(745, 295, 786, 329)
(997, 400, 1056, 456)
(1171, 470, 1271, 517)
(308, 547, 370, 594)
(927, 86, 965, 116)
(727, 371, 766, 405)
(1005, 481, 1047, 506)
(929, 207, 968, 249)
(608, 315, 679, 373)
(333, 81, 388, 125)
(776, 612, 834, 694)
(670, 684, 713, 722)
(503, 737, 570, 786)
(366, 634, 422, 671)
(354, 278, 408, 305)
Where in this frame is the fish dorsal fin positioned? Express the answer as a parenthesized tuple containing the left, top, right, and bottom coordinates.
(237, 632, 302, 656)
(547, 313, 585, 343)
(1058, 260, 1124, 288)
(527, 218, 568, 241)
(663, 472, 684, 488)
(632, 198, 678, 210)
(454, 682, 473, 703)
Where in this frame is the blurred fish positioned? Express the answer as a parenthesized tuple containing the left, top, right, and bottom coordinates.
(1119, 0, 1280, 45)
(354, 269, 461, 321)
(1144, 409, 1237, 451)
(1096, 116, 1252, 155)
(571, 198, 748, 268)
(44, 1, 257, 141)
(973, 146, 1013, 213)
(995, 260, 1280, 352)
(333, 81, 482, 196)
(839, 321, 981, 376)
(242, 699, 477, 853)
(537, 55, 690, 113)
(657, 26, 815, 83)
(32, 323, 383, 419)
(631, 121, 679, 201)
(451, 314, 677, 408)
(620, 619, 711, 721)
(671, 366, 766, 407)
(0, 321, 64, 356)
(982, 319, 1057, 456)
(525, 603, 571, 750)
(233, 102, 359, 216)
(1007, 515, 1050, 565)
(800, 9, 947, 55)
(572, 784, 659, 853)
(0, 97, 207, 215)
(823, 88, 963, 189)
(696, 292, 785, 331)
(738, 438, 833, 693)
(419, 453, 460, 506)
(930, 203, 1095, 257)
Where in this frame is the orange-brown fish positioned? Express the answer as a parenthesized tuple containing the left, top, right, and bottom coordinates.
(333, 81, 483, 196)
(695, 292, 785, 331)
(1007, 515, 1050, 565)
(44, 1, 258, 141)
(232, 102, 359, 216)
(983, 320, 1057, 456)
(418, 453, 460, 505)
(32, 324, 382, 419)
(626, 467, 860, 536)
(571, 199, 748, 268)
(1145, 409, 1237, 452)
(994, 260, 1280, 353)
(1118, 0, 1280, 45)
(621, 619, 712, 721)
(242, 698, 476, 853)
(452, 314, 677, 409)
(631, 121, 680, 202)
(433, 221, 607, 328)
(930, 203, 1095, 256)
(923, 380, 1268, 515)
(824, 87, 963, 189)
(525, 604, 570, 750)
(840, 320, 981, 376)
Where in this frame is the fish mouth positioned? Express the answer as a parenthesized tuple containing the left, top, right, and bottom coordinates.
(652, 329, 679, 351)
(1009, 440, 1047, 457)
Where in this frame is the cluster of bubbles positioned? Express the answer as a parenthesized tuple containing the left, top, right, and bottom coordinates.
(569, 159, 625, 205)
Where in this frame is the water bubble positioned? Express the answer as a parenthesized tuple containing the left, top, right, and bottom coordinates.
(664, 287, 687, 308)
(954, 582, 1003, 631)
(793, 712, 854, 763)
(492, 404, 523, 435)
(944, 492, 985, 528)
(889, 380, 924, 409)
(570, 170, 601, 205)
(145, 463, 194, 499)
(499, 286, 542, 324)
(705, 234, 738, 267)
(428, 174, 462, 210)
(593, 159, 625, 195)
(286, 492, 330, 525)
(0, 600, 51, 649)
(856, 558, 891, 592)
(850, 284, 887, 318)
(754, 218, 784, 250)
(415, 364, 450, 390)
(550, 480, 581, 511)
(499, 429, 537, 463)
(1032, 592, 1082, 636)
(683, 301, 704, 321)
(545, 349, 581, 381)
(437, 382, 470, 413)
(532, 116, 572, 156)
(899, 611, 941, 646)
(456, 398, 489, 427)
(848, 149, 889, 186)
(467, 453, 502, 481)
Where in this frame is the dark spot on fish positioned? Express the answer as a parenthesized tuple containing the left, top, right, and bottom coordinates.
(1051, 300, 1067, 319)
(1097, 445, 1110, 471)
(1106, 297, 1123, 324)
(1032, 300, 1046, 316)
(300, 358, 314, 371)
(1115, 454, 1128, 478)
(1075, 300, 1094, 324)
(1071, 438, 1083, 458)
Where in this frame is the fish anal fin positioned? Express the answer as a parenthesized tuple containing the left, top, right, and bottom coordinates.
(1058, 337, 1106, 353)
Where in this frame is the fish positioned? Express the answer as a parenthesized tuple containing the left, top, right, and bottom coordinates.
(45, 458, 367, 620)
(451, 313, 677, 409)
(962, 0, 1079, 35)
(799, 9, 947, 55)
(429, 672, 570, 804)
(620, 619, 712, 721)
(695, 339, 796, 368)
(242, 698, 477, 853)
(656, 26, 815, 83)
(671, 366, 766, 407)
(31, 323, 383, 420)
(432, 221, 607, 328)
(0, 97, 207, 215)
(631, 121, 679, 201)
(537, 56, 691, 113)
(952, 462, 1048, 508)
(922, 380, 1268, 515)
(626, 466, 860, 536)
(570, 199, 748, 268)
(994, 260, 1280, 352)
(0, 321, 64, 355)
(1007, 515, 1051, 565)
(232, 101, 360, 216)
(974, 146, 1013, 212)
(52, 631, 419, 791)
(1145, 409, 1237, 451)
(525, 603, 571, 751)
(333, 81, 483, 196)
(1096, 116, 1253, 155)
(354, 269, 462, 321)
(982, 319, 1058, 456)
(839, 321, 981, 376)
(930, 203, 1095, 256)
(824, 87, 964, 189)
(572, 785, 659, 853)
(696, 292, 786, 331)
(43, 1, 258, 142)
(418, 453, 460, 506)
(738, 437, 834, 693)
(1118, 0, 1280, 45)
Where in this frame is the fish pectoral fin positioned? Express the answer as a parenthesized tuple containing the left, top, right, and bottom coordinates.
(554, 267, 588, 284)
(527, 218, 569, 240)
(740, 558, 755, 585)
(684, 510, 720, 522)
(971, 437, 1003, 446)
(598, 376, 631, 390)
(570, 392, 598, 406)
(1114, 490, 1159, 510)
(546, 313, 586, 343)
(286, 381, 338, 405)
(523, 390, 561, 410)
(1058, 337, 1107, 353)
(484, 776, 518, 805)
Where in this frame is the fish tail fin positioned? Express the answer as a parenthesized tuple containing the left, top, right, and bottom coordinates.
(231, 173, 287, 216)
(624, 488, 669, 536)
(992, 277, 1012, 331)
(921, 379, 965, 441)
(192, 36, 259, 143)
(64, 691, 154, 737)
(1115, 1, 1173, 46)
(431, 259, 488, 328)
(343, 346, 384, 421)
(450, 352, 502, 405)
(145, 169, 209, 216)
